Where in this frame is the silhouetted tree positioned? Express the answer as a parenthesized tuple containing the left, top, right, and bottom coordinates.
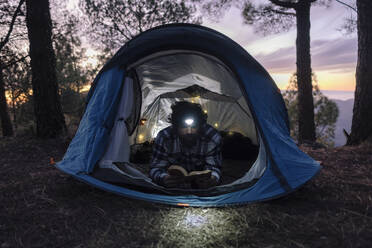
(2, 55, 31, 132)
(52, 12, 100, 122)
(80, 0, 201, 52)
(25, 0, 66, 138)
(335, 0, 357, 33)
(0, 0, 25, 136)
(348, 0, 372, 145)
(283, 73, 339, 147)
(245, 0, 327, 144)
(0, 64, 13, 136)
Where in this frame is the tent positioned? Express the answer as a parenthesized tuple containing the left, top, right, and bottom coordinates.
(56, 24, 321, 207)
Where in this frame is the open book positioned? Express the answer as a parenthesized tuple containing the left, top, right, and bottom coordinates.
(167, 165, 211, 181)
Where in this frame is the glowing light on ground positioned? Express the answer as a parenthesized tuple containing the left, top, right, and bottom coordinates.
(158, 207, 251, 247)
(182, 212, 208, 228)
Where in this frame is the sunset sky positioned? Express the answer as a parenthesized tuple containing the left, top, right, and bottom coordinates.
(203, 1, 357, 91)
(68, 0, 357, 92)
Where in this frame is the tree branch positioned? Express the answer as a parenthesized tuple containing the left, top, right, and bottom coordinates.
(117, 9, 136, 39)
(113, 21, 131, 40)
(0, 0, 25, 51)
(334, 0, 357, 13)
(3, 55, 29, 69)
(269, 0, 297, 9)
(271, 8, 296, 16)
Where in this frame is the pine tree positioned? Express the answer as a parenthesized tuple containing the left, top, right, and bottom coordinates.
(25, 0, 66, 138)
(348, 0, 372, 145)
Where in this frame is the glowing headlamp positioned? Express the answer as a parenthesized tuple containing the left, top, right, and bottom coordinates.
(184, 118, 194, 126)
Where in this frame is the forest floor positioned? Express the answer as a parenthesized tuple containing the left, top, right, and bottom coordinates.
(0, 136, 371, 248)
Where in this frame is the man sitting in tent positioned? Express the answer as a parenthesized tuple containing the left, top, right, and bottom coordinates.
(149, 101, 222, 189)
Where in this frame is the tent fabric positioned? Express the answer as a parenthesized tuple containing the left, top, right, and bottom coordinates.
(136, 84, 257, 144)
(56, 160, 286, 207)
(135, 53, 245, 110)
(59, 66, 125, 174)
(133, 52, 257, 144)
(55, 24, 321, 207)
(99, 77, 134, 169)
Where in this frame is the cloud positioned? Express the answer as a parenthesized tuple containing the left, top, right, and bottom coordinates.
(254, 46, 296, 73)
(312, 37, 357, 72)
(203, 8, 258, 47)
(253, 37, 357, 73)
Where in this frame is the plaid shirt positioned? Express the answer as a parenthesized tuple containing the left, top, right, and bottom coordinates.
(149, 124, 222, 184)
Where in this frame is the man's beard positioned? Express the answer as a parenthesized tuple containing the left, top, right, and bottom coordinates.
(180, 134, 198, 147)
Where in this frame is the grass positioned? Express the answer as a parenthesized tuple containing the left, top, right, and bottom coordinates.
(0, 136, 371, 248)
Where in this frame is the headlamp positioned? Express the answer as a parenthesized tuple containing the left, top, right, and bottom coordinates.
(179, 115, 198, 128)
(184, 118, 194, 126)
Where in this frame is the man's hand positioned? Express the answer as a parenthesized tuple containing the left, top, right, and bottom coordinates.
(194, 175, 218, 189)
(162, 174, 184, 188)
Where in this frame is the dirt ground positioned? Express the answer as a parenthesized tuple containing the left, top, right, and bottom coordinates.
(0, 136, 371, 248)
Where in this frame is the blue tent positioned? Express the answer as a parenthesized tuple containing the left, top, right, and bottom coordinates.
(56, 24, 321, 207)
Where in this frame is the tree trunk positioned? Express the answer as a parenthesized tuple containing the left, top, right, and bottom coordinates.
(295, 0, 316, 143)
(348, 0, 372, 145)
(11, 92, 17, 131)
(0, 67, 14, 136)
(25, 0, 66, 138)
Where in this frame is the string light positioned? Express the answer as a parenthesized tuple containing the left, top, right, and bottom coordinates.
(140, 118, 146, 125)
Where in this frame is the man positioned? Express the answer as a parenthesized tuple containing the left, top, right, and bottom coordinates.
(149, 101, 222, 189)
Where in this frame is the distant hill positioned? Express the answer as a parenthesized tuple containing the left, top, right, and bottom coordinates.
(332, 98, 354, 147)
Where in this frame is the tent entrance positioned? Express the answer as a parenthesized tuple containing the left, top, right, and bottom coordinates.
(131, 51, 258, 144)
(94, 52, 267, 195)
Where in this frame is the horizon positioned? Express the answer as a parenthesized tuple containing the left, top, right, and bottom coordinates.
(282, 89, 354, 101)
